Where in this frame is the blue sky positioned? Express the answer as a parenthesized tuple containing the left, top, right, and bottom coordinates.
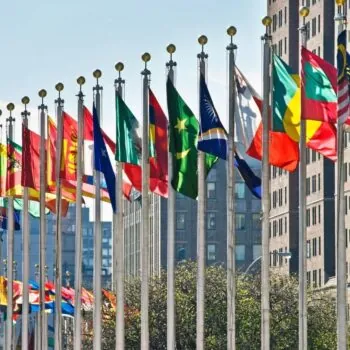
(0, 0, 265, 217)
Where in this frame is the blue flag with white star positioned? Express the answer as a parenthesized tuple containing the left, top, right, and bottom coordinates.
(93, 105, 116, 212)
(198, 74, 228, 160)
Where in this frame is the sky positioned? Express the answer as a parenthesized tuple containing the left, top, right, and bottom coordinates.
(0, 0, 265, 219)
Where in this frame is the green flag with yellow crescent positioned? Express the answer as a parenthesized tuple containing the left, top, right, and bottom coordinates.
(166, 78, 217, 199)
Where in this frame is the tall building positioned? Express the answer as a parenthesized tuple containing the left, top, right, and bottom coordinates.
(0, 204, 113, 289)
(267, 0, 336, 287)
(124, 159, 262, 277)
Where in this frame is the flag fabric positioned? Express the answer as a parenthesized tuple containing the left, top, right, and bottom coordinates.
(234, 66, 299, 172)
(48, 115, 111, 202)
(0, 207, 20, 230)
(93, 105, 117, 212)
(301, 47, 337, 123)
(149, 89, 168, 197)
(115, 94, 141, 165)
(198, 74, 228, 159)
(337, 30, 350, 125)
(234, 152, 261, 199)
(166, 78, 217, 199)
(273, 54, 337, 161)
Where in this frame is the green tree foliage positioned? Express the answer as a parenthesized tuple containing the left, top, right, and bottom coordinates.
(83, 262, 338, 349)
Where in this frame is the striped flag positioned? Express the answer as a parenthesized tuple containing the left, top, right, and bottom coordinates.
(338, 30, 349, 125)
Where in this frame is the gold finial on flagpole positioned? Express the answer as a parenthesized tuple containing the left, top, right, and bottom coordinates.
(7, 103, 15, 112)
(115, 62, 124, 72)
(299, 6, 310, 18)
(227, 26, 237, 37)
(262, 16, 272, 27)
(55, 83, 64, 92)
(167, 44, 176, 54)
(21, 96, 30, 105)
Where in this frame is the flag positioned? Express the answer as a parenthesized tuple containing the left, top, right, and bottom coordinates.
(48, 115, 111, 202)
(234, 152, 261, 199)
(93, 105, 117, 212)
(149, 89, 168, 197)
(301, 47, 337, 123)
(198, 74, 228, 159)
(0, 207, 20, 230)
(273, 54, 337, 161)
(234, 66, 299, 172)
(115, 94, 141, 165)
(166, 78, 217, 199)
(338, 30, 350, 125)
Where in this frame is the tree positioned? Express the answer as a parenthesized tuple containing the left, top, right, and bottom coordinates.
(82, 262, 338, 349)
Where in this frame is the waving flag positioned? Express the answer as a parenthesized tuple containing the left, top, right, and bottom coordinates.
(198, 74, 227, 159)
(0, 207, 20, 230)
(93, 105, 116, 212)
(273, 55, 337, 161)
(301, 47, 337, 123)
(235, 66, 299, 172)
(234, 152, 261, 199)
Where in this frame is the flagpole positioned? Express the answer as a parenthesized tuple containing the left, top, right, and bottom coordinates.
(93, 69, 103, 350)
(141, 52, 151, 349)
(38, 89, 48, 350)
(54, 82, 64, 350)
(34, 263, 39, 350)
(261, 17, 272, 350)
(166, 43, 177, 350)
(197, 35, 208, 350)
(73, 76, 85, 350)
(226, 26, 237, 350)
(6, 102, 15, 350)
(299, 7, 309, 350)
(335, 2, 347, 349)
(21, 96, 30, 350)
(114, 62, 125, 350)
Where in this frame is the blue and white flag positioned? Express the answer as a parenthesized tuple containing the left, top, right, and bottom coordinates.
(198, 74, 228, 160)
(234, 152, 261, 199)
(93, 105, 117, 212)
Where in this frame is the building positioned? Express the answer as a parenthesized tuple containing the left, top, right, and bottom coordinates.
(267, 0, 336, 287)
(0, 204, 113, 289)
(124, 159, 262, 277)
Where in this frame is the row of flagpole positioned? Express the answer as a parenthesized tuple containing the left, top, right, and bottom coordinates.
(1, 6, 348, 350)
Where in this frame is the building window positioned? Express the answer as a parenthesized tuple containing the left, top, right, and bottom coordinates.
(253, 245, 261, 260)
(318, 236, 321, 255)
(235, 183, 245, 199)
(307, 271, 311, 287)
(345, 163, 348, 183)
(312, 207, 317, 225)
(278, 188, 283, 206)
(319, 269, 322, 287)
(312, 238, 317, 256)
(272, 14, 277, 32)
(312, 150, 316, 162)
(306, 149, 310, 164)
(306, 177, 310, 196)
(284, 6, 287, 24)
(273, 220, 277, 237)
(313, 270, 317, 288)
(176, 213, 185, 230)
(252, 213, 261, 230)
(207, 213, 216, 230)
(312, 175, 316, 193)
(318, 14, 321, 33)
(279, 218, 283, 236)
(278, 10, 283, 27)
(207, 182, 216, 199)
(318, 205, 321, 224)
(236, 214, 246, 230)
(318, 173, 321, 191)
(312, 17, 316, 37)
(176, 245, 186, 261)
(284, 187, 287, 204)
(207, 244, 216, 261)
(307, 240, 311, 258)
(284, 217, 287, 233)
(207, 168, 216, 181)
(306, 209, 310, 227)
(236, 245, 246, 261)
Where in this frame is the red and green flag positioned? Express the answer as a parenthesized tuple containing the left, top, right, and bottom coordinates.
(301, 47, 337, 123)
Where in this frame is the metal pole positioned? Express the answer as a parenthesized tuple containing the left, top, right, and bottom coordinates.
(34, 264, 39, 350)
(93, 69, 103, 350)
(54, 82, 64, 350)
(196, 35, 208, 350)
(21, 97, 30, 350)
(298, 7, 309, 350)
(261, 18, 272, 350)
(38, 88, 48, 350)
(226, 26, 237, 350)
(141, 52, 151, 349)
(6, 102, 15, 350)
(335, 3, 347, 349)
(166, 44, 177, 350)
(73, 76, 85, 350)
(114, 62, 125, 350)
